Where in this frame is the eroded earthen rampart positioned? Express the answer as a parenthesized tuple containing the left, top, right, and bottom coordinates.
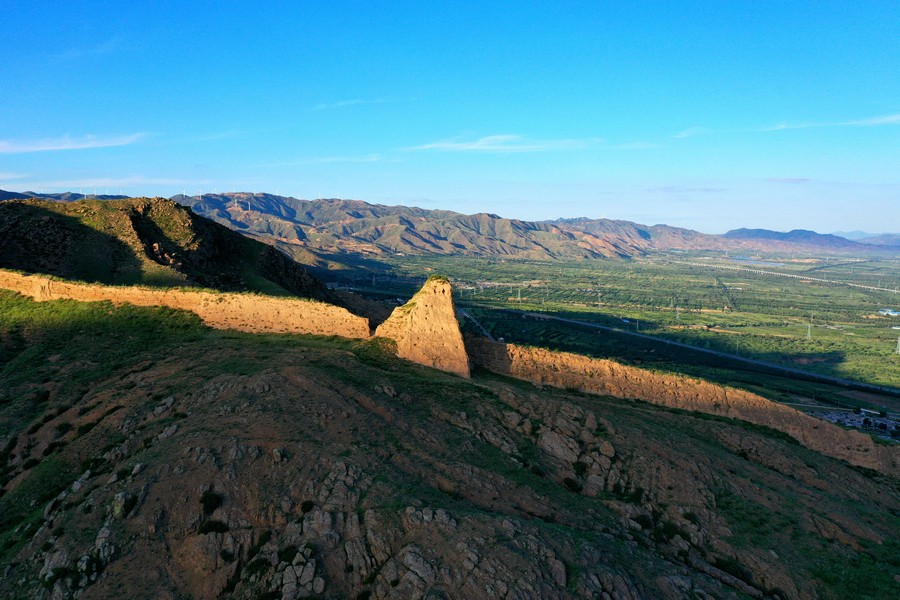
(375, 276, 470, 378)
(3, 268, 897, 475)
(466, 337, 899, 476)
(0, 270, 371, 339)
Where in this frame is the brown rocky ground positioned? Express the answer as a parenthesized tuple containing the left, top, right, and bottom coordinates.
(1, 293, 898, 600)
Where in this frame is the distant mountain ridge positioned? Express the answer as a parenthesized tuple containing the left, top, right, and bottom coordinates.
(3, 189, 897, 261)
(177, 192, 898, 259)
(721, 228, 865, 250)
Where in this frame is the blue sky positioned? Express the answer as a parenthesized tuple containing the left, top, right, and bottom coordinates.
(1, 1, 898, 233)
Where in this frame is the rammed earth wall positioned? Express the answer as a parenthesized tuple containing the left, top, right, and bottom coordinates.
(466, 337, 899, 476)
(0, 269, 371, 339)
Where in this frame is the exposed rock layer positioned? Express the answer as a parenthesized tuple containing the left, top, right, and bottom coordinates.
(466, 337, 899, 476)
(375, 276, 471, 378)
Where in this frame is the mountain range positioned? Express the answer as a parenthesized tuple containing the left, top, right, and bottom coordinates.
(177, 193, 898, 261)
(2, 190, 896, 265)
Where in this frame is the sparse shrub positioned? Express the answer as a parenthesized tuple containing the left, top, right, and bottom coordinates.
(300, 500, 315, 513)
(562, 477, 582, 492)
(713, 556, 754, 584)
(77, 421, 97, 436)
(200, 490, 224, 515)
(219, 549, 235, 563)
(23, 457, 40, 470)
(198, 520, 229, 534)
(243, 556, 270, 577)
(277, 544, 299, 564)
(248, 530, 272, 559)
(42, 442, 64, 456)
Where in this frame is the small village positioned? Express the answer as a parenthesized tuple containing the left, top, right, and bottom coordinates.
(809, 407, 899, 441)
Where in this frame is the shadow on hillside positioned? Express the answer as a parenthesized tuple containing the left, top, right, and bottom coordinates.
(0, 202, 143, 284)
(128, 203, 247, 290)
(463, 307, 900, 403)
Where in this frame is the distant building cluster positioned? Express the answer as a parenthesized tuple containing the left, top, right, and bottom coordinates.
(810, 408, 898, 440)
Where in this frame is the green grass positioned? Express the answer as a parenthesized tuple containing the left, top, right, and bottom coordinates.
(0, 457, 77, 563)
(0, 290, 206, 435)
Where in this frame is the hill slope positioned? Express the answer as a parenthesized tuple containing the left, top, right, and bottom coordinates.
(1, 291, 898, 599)
(0, 198, 337, 303)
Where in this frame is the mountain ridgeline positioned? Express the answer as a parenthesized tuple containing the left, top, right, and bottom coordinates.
(175, 192, 897, 262)
(3, 190, 896, 265)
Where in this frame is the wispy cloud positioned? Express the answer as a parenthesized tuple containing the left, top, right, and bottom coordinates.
(0, 172, 27, 181)
(761, 112, 900, 132)
(842, 113, 900, 126)
(312, 98, 413, 111)
(56, 36, 122, 60)
(0, 133, 146, 154)
(406, 134, 603, 153)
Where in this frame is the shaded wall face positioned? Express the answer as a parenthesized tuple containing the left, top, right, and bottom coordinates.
(464, 336, 895, 476)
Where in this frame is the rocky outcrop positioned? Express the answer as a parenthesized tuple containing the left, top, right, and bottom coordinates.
(0, 269, 370, 339)
(466, 337, 900, 476)
(375, 276, 470, 378)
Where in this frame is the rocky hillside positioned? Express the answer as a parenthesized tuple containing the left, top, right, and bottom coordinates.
(1, 287, 898, 599)
(0, 198, 337, 304)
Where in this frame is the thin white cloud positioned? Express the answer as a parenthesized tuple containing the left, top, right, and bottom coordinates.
(0, 172, 27, 181)
(760, 112, 900, 132)
(0, 133, 146, 154)
(406, 134, 603, 153)
(842, 113, 900, 126)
